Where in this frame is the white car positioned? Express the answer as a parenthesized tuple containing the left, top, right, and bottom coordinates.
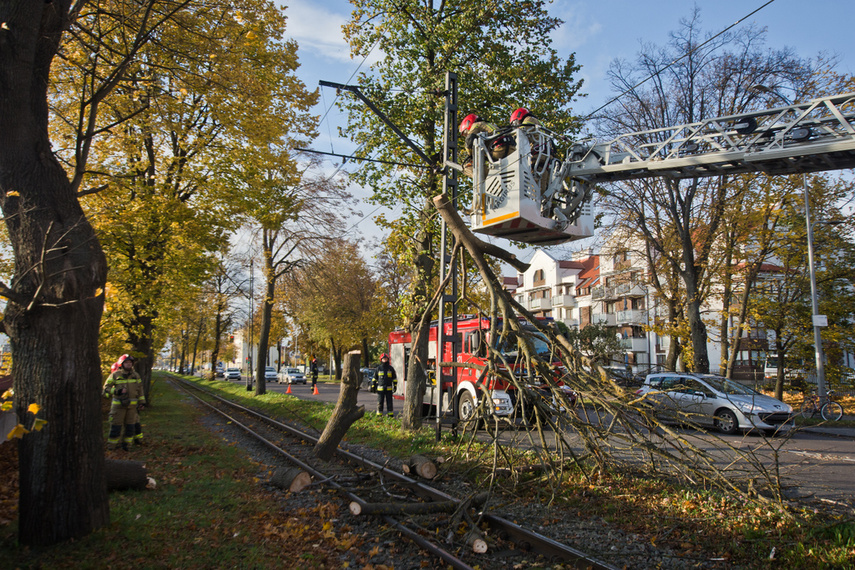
(636, 373, 793, 435)
(225, 368, 241, 381)
(264, 367, 278, 383)
(278, 367, 306, 384)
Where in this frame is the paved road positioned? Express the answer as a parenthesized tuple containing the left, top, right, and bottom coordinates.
(230, 377, 855, 508)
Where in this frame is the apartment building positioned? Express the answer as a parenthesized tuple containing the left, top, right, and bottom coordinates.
(512, 245, 657, 372)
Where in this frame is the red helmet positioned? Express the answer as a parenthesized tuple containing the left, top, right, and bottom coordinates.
(380, 353, 390, 361)
(459, 113, 480, 134)
(509, 107, 532, 126)
(110, 362, 120, 373)
(117, 354, 136, 367)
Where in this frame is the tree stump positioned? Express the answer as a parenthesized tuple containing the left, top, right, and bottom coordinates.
(314, 351, 365, 461)
(270, 466, 312, 492)
(105, 459, 148, 491)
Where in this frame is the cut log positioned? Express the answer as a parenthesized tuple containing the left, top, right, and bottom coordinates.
(349, 492, 489, 517)
(270, 466, 312, 493)
(402, 454, 437, 479)
(315, 351, 365, 461)
(105, 459, 148, 491)
(465, 529, 488, 554)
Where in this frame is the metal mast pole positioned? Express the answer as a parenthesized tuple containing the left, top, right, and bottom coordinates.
(804, 174, 827, 403)
(436, 72, 458, 441)
(247, 258, 254, 391)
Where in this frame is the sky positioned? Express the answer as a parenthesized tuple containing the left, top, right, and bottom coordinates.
(278, 0, 855, 263)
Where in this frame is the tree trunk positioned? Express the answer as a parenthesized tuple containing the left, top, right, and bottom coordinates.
(315, 351, 365, 461)
(402, 226, 434, 431)
(255, 251, 276, 396)
(0, 3, 110, 546)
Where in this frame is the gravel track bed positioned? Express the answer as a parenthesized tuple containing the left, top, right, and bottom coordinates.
(188, 390, 733, 569)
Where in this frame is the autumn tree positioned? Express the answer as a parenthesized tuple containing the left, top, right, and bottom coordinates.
(341, 0, 583, 429)
(284, 239, 390, 378)
(0, 0, 200, 547)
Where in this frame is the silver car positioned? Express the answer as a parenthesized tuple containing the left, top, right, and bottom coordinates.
(636, 373, 793, 435)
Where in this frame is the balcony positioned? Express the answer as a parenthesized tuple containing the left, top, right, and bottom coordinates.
(616, 309, 647, 325)
(530, 297, 552, 310)
(593, 313, 616, 326)
(552, 294, 576, 307)
(620, 337, 648, 352)
(561, 318, 580, 329)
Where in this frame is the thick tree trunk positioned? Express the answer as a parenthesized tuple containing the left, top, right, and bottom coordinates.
(0, 2, 111, 546)
(315, 351, 364, 461)
(270, 466, 312, 492)
(402, 454, 437, 479)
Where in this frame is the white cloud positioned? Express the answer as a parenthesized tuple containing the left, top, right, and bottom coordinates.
(282, 1, 352, 63)
(549, 0, 603, 53)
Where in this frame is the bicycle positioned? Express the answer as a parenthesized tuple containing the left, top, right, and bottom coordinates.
(800, 390, 844, 421)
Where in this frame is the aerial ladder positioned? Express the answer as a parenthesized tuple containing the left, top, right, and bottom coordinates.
(468, 92, 855, 245)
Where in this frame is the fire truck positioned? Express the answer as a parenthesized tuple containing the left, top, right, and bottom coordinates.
(388, 315, 576, 422)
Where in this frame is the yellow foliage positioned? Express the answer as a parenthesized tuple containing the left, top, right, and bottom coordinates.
(7, 424, 29, 440)
(27, 402, 40, 415)
(33, 418, 48, 432)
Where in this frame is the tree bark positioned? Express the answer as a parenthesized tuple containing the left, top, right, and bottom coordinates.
(105, 459, 148, 491)
(0, 3, 111, 546)
(314, 351, 364, 461)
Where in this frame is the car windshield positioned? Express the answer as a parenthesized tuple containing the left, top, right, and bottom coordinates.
(287, 369, 300, 374)
(494, 330, 553, 359)
(700, 375, 761, 396)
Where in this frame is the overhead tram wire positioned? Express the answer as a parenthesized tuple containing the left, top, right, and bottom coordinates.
(582, 0, 778, 121)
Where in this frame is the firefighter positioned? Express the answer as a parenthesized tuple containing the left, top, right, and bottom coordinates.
(372, 353, 397, 416)
(509, 107, 541, 128)
(509, 106, 556, 206)
(310, 356, 319, 390)
(458, 113, 514, 178)
(103, 354, 145, 451)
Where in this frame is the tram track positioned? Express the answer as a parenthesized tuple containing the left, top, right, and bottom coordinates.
(171, 376, 616, 570)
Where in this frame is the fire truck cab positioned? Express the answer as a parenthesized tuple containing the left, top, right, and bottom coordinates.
(388, 316, 563, 422)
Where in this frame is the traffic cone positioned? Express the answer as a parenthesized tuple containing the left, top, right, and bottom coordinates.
(312, 384, 319, 395)
(286, 384, 292, 394)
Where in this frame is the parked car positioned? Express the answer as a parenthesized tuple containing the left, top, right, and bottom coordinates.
(215, 365, 225, 378)
(601, 366, 642, 388)
(636, 373, 793, 435)
(278, 367, 306, 384)
(225, 367, 241, 381)
(264, 367, 278, 383)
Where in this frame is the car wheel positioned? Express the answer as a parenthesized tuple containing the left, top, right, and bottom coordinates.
(457, 391, 481, 428)
(715, 409, 739, 435)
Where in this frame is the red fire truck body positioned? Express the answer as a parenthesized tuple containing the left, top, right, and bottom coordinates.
(388, 315, 562, 419)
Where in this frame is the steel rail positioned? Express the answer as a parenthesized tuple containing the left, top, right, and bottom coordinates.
(170, 378, 475, 570)
(173, 376, 617, 570)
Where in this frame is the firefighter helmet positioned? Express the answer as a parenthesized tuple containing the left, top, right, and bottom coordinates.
(509, 107, 532, 126)
(380, 353, 390, 362)
(458, 113, 480, 134)
(117, 354, 136, 367)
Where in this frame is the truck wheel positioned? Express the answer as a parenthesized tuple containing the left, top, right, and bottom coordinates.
(457, 391, 481, 429)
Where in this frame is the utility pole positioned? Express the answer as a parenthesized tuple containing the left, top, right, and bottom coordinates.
(436, 71, 459, 441)
(247, 258, 254, 391)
